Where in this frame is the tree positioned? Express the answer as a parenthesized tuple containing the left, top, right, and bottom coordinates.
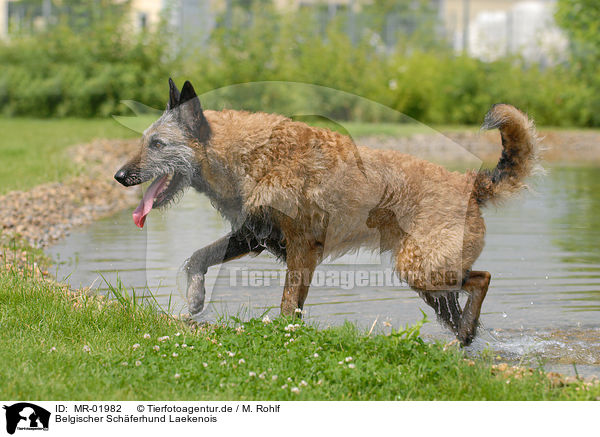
(555, 0, 600, 71)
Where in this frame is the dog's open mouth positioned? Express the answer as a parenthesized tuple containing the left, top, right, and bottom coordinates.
(132, 173, 181, 228)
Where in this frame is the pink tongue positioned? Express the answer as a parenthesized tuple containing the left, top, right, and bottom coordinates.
(133, 176, 169, 228)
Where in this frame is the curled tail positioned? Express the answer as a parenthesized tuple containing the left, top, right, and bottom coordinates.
(473, 104, 541, 206)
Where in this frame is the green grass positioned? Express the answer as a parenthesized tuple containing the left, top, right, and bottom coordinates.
(0, 265, 598, 400)
(0, 118, 139, 194)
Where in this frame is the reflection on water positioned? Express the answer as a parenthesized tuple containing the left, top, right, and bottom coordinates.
(47, 167, 600, 375)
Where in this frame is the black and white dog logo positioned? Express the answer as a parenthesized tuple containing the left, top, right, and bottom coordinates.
(3, 403, 50, 435)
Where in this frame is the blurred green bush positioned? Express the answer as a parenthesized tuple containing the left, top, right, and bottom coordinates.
(0, 0, 597, 126)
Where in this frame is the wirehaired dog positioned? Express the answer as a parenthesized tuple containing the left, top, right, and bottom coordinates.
(115, 79, 540, 345)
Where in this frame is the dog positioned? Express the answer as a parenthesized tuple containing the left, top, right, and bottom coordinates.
(114, 79, 540, 345)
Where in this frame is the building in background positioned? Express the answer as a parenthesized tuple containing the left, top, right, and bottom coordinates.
(0, 0, 6, 38)
(0, 0, 568, 63)
(129, 0, 216, 45)
(0, 0, 217, 45)
(441, 0, 567, 62)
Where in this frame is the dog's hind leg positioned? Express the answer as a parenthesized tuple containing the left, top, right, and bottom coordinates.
(457, 270, 491, 346)
(419, 291, 462, 334)
(184, 231, 264, 314)
(280, 242, 321, 317)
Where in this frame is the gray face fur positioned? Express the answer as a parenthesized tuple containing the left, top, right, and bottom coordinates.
(114, 79, 211, 209)
(138, 109, 198, 209)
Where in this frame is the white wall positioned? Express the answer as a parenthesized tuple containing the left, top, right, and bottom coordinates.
(0, 0, 8, 38)
(467, 0, 567, 63)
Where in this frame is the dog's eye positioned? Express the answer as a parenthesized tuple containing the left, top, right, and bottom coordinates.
(151, 139, 165, 149)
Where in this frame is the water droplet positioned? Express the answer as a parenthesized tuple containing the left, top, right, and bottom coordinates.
(502, 312, 508, 318)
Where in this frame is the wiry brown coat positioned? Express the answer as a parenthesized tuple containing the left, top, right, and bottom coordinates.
(115, 80, 540, 346)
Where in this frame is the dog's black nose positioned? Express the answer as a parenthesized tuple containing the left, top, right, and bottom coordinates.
(114, 169, 128, 185)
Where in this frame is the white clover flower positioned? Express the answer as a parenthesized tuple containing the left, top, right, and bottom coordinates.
(153, 345, 160, 351)
(174, 373, 181, 379)
(161, 354, 166, 358)
(203, 362, 208, 368)
(259, 372, 266, 379)
(50, 347, 56, 352)
(220, 360, 227, 366)
(236, 326, 245, 334)
(348, 363, 356, 369)
(284, 323, 301, 332)
(313, 353, 319, 358)
(135, 360, 142, 367)
(82, 345, 91, 353)
(345, 356, 353, 362)
(143, 333, 151, 340)
(175, 343, 179, 348)
(228, 351, 235, 357)
(291, 387, 300, 394)
(287, 377, 292, 382)
(262, 315, 272, 324)
(182, 344, 188, 348)
(281, 384, 288, 389)
(132, 343, 140, 350)
(249, 371, 257, 377)
(158, 336, 170, 342)
(189, 346, 194, 350)
(121, 361, 128, 366)
(238, 358, 246, 364)
(338, 361, 343, 365)
(272, 375, 278, 381)
(172, 352, 179, 357)
(294, 308, 302, 314)
(175, 332, 181, 337)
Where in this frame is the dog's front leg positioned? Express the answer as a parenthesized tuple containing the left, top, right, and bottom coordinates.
(184, 231, 264, 314)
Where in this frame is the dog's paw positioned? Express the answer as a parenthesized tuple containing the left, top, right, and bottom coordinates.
(186, 273, 206, 315)
(457, 323, 477, 347)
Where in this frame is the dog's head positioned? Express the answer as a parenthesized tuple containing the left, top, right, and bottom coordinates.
(114, 79, 211, 228)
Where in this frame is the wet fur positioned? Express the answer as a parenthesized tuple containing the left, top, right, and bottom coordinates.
(115, 80, 540, 345)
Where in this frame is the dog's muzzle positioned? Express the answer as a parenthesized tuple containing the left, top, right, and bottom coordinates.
(114, 166, 143, 187)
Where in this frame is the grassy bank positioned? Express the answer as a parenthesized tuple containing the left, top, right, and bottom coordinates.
(0, 118, 139, 194)
(0, 261, 598, 401)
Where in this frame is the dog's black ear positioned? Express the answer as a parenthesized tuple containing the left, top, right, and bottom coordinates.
(168, 78, 181, 110)
(178, 80, 210, 142)
(179, 80, 199, 107)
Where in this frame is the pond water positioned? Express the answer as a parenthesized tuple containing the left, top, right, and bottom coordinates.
(47, 167, 600, 377)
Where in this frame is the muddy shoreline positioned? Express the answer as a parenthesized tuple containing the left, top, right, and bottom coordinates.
(0, 139, 140, 249)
